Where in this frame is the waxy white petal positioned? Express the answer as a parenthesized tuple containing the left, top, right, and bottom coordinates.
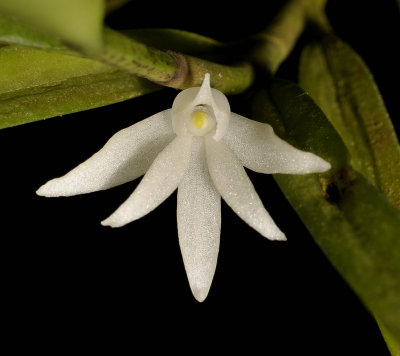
(177, 137, 221, 302)
(224, 113, 331, 174)
(102, 135, 192, 227)
(37, 110, 175, 197)
(171, 73, 230, 141)
(206, 137, 286, 241)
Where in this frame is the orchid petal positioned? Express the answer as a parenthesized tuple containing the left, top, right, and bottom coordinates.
(101, 135, 192, 227)
(206, 137, 286, 241)
(224, 113, 331, 174)
(171, 73, 230, 141)
(37, 110, 175, 197)
(177, 137, 221, 302)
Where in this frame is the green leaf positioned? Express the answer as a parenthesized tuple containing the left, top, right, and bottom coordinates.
(378, 320, 400, 356)
(0, 45, 159, 129)
(252, 80, 400, 344)
(299, 35, 400, 209)
(253, 80, 349, 171)
(0, 0, 104, 51)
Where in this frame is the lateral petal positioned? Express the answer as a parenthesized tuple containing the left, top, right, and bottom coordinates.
(206, 137, 286, 241)
(177, 137, 221, 302)
(224, 113, 331, 174)
(37, 110, 175, 197)
(102, 135, 192, 227)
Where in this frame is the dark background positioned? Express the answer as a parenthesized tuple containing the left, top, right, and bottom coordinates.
(1, 0, 398, 353)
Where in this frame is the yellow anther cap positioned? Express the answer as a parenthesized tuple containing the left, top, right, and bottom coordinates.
(190, 110, 209, 130)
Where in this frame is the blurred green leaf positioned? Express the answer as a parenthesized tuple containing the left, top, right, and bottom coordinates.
(253, 80, 400, 344)
(106, 0, 131, 14)
(124, 29, 225, 61)
(0, 45, 159, 129)
(0, 13, 73, 53)
(299, 35, 400, 209)
(0, 0, 104, 51)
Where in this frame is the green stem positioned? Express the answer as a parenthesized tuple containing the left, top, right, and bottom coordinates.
(251, 0, 306, 74)
(174, 54, 254, 94)
(93, 28, 254, 94)
(250, 0, 331, 74)
(96, 27, 179, 83)
(301, 0, 332, 33)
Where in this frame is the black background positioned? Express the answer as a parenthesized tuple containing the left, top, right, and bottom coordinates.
(1, 0, 399, 353)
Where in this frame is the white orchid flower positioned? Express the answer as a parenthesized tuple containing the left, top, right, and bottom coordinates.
(37, 74, 331, 302)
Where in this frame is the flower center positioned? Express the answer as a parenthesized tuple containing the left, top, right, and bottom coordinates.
(187, 107, 216, 136)
(191, 110, 208, 130)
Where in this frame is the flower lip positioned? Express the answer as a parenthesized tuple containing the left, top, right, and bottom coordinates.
(187, 105, 216, 136)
